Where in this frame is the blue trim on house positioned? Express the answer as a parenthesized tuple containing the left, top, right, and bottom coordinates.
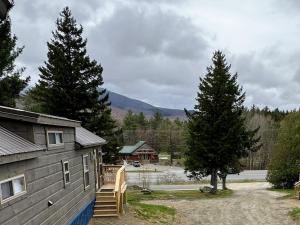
(68, 198, 95, 225)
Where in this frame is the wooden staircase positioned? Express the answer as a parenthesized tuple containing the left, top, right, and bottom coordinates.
(94, 191, 118, 217)
(93, 165, 127, 218)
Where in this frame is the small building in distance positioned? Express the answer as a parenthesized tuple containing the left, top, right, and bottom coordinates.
(119, 141, 159, 164)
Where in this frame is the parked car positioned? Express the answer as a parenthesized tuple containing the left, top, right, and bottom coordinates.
(133, 161, 141, 167)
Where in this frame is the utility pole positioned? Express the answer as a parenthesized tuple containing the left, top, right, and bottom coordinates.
(169, 128, 173, 165)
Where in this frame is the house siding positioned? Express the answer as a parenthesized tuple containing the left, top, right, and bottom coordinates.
(0, 125, 96, 225)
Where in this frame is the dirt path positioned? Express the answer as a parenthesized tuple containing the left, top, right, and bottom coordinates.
(90, 182, 299, 225)
(147, 182, 297, 225)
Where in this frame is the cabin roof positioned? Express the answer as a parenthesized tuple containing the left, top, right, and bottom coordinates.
(75, 127, 106, 148)
(0, 125, 45, 156)
(0, 106, 81, 127)
(119, 141, 146, 154)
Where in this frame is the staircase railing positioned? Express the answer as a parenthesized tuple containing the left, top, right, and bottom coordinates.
(114, 165, 127, 215)
(102, 165, 122, 184)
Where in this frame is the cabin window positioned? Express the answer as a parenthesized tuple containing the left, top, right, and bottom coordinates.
(47, 131, 63, 146)
(62, 161, 70, 186)
(83, 155, 90, 189)
(0, 175, 26, 203)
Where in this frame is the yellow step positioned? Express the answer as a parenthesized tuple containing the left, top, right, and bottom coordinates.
(96, 196, 116, 201)
(94, 204, 116, 210)
(94, 209, 117, 215)
(93, 214, 118, 218)
(96, 192, 115, 197)
(95, 200, 116, 204)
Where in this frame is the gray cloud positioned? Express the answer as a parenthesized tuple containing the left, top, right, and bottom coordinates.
(92, 5, 208, 60)
(232, 53, 285, 88)
(8, 0, 300, 110)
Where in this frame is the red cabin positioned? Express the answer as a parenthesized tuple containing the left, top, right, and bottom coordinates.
(119, 141, 159, 164)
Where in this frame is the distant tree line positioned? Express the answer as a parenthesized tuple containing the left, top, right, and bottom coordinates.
(242, 106, 288, 170)
(122, 110, 188, 164)
(121, 104, 291, 171)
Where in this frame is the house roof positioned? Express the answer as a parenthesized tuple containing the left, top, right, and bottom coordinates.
(75, 127, 106, 148)
(0, 106, 81, 127)
(119, 141, 145, 154)
(0, 125, 45, 156)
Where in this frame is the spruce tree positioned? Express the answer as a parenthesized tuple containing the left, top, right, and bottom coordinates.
(185, 51, 260, 193)
(31, 7, 122, 163)
(0, 18, 29, 107)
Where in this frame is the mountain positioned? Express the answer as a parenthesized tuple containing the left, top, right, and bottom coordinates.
(108, 91, 186, 119)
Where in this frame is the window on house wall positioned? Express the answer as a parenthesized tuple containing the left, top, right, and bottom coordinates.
(62, 161, 70, 186)
(0, 175, 26, 203)
(47, 131, 63, 146)
(83, 155, 90, 189)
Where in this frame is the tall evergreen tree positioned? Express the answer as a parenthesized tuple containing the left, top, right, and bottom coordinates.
(185, 51, 260, 193)
(0, 18, 29, 107)
(30, 7, 122, 163)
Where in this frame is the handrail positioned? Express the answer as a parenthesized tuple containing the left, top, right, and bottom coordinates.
(102, 165, 122, 184)
(114, 165, 125, 192)
(114, 165, 126, 215)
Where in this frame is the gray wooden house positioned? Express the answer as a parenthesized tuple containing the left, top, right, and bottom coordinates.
(0, 106, 127, 225)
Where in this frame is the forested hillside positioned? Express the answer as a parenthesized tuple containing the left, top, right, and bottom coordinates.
(122, 106, 289, 169)
(109, 91, 186, 118)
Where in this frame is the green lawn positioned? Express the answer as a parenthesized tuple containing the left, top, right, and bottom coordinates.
(127, 189, 233, 223)
(289, 208, 300, 220)
(267, 188, 296, 199)
(130, 201, 176, 221)
(127, 189, 233, 202)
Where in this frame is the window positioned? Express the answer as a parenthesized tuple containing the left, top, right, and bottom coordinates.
(62, 161, 70, 186)
(47, 131, 63, 146)
(0, 175, 26, 203)
(83, 155, 90, 189)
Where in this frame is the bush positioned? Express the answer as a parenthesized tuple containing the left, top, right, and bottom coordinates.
(267, 112, 300, 188)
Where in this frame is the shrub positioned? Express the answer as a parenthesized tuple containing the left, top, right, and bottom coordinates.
(267, 112, 300, 188)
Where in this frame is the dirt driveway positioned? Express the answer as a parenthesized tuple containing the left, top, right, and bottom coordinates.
(147, 182, 297, 225)
(90, 182, 299, 225)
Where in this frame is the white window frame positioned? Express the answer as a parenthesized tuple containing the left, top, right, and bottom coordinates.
(62, 161, 70, 186)
(47, 131, 64, 147)
(82, 155, 90, 189)
(0, 174, 27, 204)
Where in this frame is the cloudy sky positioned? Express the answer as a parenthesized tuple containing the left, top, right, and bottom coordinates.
(10, 0, 300, 110)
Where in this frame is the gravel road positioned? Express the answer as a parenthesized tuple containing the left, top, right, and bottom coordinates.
(146, 182, 297, 225)
(126, 165, 268, 185)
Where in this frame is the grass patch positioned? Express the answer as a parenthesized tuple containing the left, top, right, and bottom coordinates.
(127, 189, 233, 202)
(128, 189, 232, 223)
(289, 208, 300, 220)
(127, 170, 162, 173)
(130, 201, 176, 221)
(267, 188, 296, 199)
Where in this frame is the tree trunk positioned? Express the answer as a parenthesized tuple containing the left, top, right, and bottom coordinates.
(222, 175, 227, 190)
(210, 169, 218, 193)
